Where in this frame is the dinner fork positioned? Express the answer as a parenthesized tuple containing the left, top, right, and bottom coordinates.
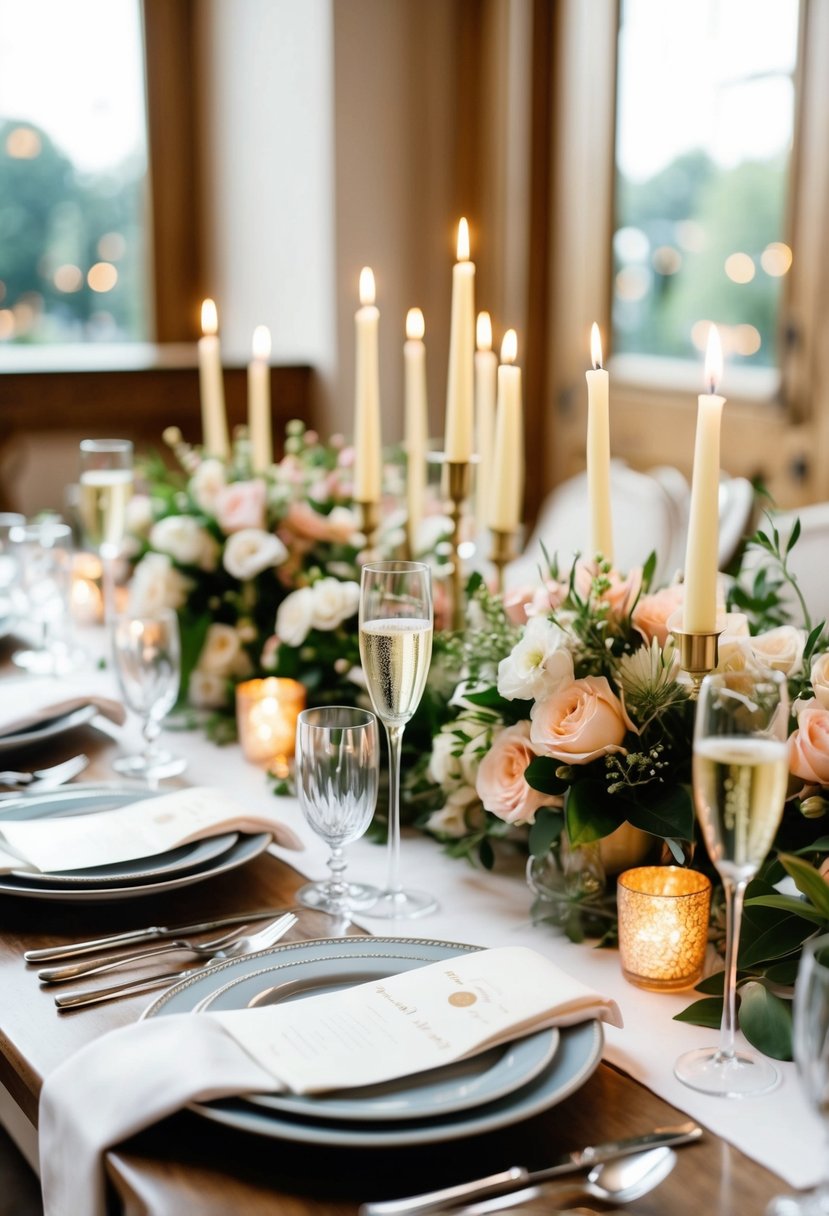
(54, 912, 298, 1010)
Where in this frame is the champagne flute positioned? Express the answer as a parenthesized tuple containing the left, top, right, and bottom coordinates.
(111, 609, 186, 780)
(359, 560, 436, 919)
(79, 438, 133, 624)
(295, 706, 380, 920)
(767, 933, 829, 1215)
(675, 668, 789, 1097)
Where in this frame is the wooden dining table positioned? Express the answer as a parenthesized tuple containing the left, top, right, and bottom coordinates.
(0, 717, 794, 1216)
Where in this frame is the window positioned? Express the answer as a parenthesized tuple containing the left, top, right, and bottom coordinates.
(0, 0, 150, 344)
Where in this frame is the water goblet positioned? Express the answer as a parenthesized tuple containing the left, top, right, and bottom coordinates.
(359, 560, 436, 919)
(78, 438, 133, 624)
(767, 933, 829, 1215)
(295, 706, 381, 919)
(111, 609, 186, 780)
(10, 521, 82, 674)
(674, 668, 789, 1097)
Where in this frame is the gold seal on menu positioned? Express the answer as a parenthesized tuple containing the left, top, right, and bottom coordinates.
(448, 991, 476, 1007)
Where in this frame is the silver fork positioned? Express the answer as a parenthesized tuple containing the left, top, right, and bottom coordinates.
(0, 755, 89, 790)
(39, 922, 257, 984)
(54, 912, 298, 1010)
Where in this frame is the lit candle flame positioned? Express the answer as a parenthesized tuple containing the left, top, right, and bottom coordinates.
(457, 217, 470, 262)
(704, 323, 723, 394)
(359, 267, 376, 307)
(406, 307, 425, 341)
(252, 324, 271, 360)
(590, 322, 603, 370)
(476, 311, 492, 352)
(500, 329, 518, 365)
(201, 297, 218, 336)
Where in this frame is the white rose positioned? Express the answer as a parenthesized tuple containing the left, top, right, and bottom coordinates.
(425, 786, 481, 838)
(310, 577, 356, 631)
(189, 459, 227, 515)
(276, 587, 315, 647)
(750, 625, 806, 676)
(223, 529, 288, 580)
(811, 651, 829, 710)
(188, 670, 230, 709)
(716, 636, 761, 676)
(428, 731, 463, 788)
(150, 516, 220, 571)
(125, 494, 154, 537)
(497, 615, 575, 701)
(128, 553, 191, 615)
(196, 623, 241, 677)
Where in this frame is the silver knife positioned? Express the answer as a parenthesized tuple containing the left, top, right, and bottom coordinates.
(358, 1123, 702, 1216)
(24, 908, 292, 963)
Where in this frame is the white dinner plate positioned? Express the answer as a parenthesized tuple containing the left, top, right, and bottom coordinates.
(143, 937, 603, 1146)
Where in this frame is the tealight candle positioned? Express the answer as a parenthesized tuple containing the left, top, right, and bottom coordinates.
(236, 678, 306, 774)
(70, 553, 104, 625)
(617, 866, 712, 992)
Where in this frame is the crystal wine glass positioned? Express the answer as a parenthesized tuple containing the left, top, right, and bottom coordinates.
(295, 706, 380, 919)
(79, 438, 133, 624)
(111, 609, 186, 780)
(675, 668, 789, 1097)
(0, 513, 25, 632)
(359, 560, 436, 919)
(767, 933, 829, 1215)
(10, 521, 82, 674)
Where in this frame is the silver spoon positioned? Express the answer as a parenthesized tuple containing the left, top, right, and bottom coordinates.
(430, 1147, 677, 1215)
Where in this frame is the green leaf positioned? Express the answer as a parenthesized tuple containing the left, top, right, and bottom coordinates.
(465, 570, 484, 597)
(803, 621, 826, 665)
(674, 997, 723, 1029)
(744, 893, 829, 927)
(786, 516, 801, 556)
(796, 836, 829, 854)
(738, 981, 793, 1060)
(528, 808, 564, 857)
(779, 853, 829, 919)
(525, 757, 569, 796)
(694, 971, 725, 995)
(739, 899, 816, 969)
(564, 781, 621, 845)
(625, 784, 694, 841)
(478, 837, 495, 871)
(764, 957, 801, 986)
(641, 550, 657, 593)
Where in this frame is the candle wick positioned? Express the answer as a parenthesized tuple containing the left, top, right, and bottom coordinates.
(707, 378, 716, 396)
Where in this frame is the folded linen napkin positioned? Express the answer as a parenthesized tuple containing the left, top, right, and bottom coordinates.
(39, 946, 621, 1216)
(0, 786, 302, 874)
(0, 693, 125, 738)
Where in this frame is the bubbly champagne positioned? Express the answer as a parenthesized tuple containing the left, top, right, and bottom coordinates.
(360, 617, 432, 725)
(79, 469, 133, 552)
(693, 736, 788, 881)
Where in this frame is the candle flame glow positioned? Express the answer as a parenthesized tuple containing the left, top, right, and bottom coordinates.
(359, 267, 376, 306)
(252, 324, 271, 360)
(476, 311, 492, 352)
(457, 217, 470, 262)
(406, 307, 425, 341)
(500, 329, 518, 365)
(704, 323, 723, 394)
(590, 322, 603, 370)
(201, 298, 218, 336)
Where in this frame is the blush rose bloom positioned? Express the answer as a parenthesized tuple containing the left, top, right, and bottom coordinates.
(223, 529, 288, 580)
(215, 480, 267, 534)
(189, 459, 227, 515)
(750, 625, 806, 676)
(476, 722, 554, 825)
(283, 501, 357, 544)
(632, 583, 684, 647)
(188, 670, 230, 710)
(811, 652, 829, 711)
(789, 705, 829, 785)
(196, 624, 241, 677)
(128, 553, 192, 615)
(530, 675, 634, 764)
(574, 561, 643, 618)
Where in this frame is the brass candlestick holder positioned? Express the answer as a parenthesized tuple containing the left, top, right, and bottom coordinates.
(355, 499, 381, 557)
(446, 460, 471, 632)
(672, 627, 722, 698)
(489, 527, 516, 594)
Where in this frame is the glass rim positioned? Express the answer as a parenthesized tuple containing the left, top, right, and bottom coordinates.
(700, 668, 787, 689)
(298, 706, 377, 730)
(112, 607, 178, 625)
(617, 865, 712, 899)
(360, 560, 430, 575)
(80, 438, 134, 452)
(11, 521, 72, 541)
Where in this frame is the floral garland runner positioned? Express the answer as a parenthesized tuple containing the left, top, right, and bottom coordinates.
(408, 524, 829, 1060)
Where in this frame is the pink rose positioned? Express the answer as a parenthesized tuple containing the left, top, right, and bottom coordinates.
(632, 583, 684, 646)
(215, 480, 267, 533)
(503, 586, 537, 626)
(574, 561, 642, 618)
(283, 500, 356, 544)
(789, 706, 829, 785)
(530, 675, 634, 764)
(476, 722, 555, 825)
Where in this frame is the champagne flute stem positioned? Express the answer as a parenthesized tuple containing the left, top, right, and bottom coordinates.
(717, 875, 747, 1062)
(384, 723, 404, 896)
(141, 716, 161, 767)
(101, 554, 117, 625)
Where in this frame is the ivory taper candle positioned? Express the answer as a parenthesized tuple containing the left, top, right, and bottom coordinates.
(248, 325, 272, 473)
(586, 322, 613, 564)
(353, 267, 382, 503)
(198, 298, 229, 459)
(487, 329, 523, 532)
(474, 311, 498, 535)
(683, 324, 726, 633)
(404, 307, 428, 555)
(444, 218, 475, 462)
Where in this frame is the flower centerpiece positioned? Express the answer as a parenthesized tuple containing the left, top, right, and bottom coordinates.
(125, 422, 389, 724)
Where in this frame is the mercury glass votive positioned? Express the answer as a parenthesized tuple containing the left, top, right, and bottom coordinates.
(617, 866, 712, 992)
(236, 678, 306, 774)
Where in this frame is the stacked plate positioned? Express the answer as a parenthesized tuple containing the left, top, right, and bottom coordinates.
(0, 787, 271, 902)
(143, 937, 604, 1147)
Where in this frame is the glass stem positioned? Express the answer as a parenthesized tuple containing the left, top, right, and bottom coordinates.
(326, 846, 349, 914)
(385, 723, 404, 896)
(101, 552, 117, 625)
(142, 716, 161, 765)
(718, 875, 747, 1062)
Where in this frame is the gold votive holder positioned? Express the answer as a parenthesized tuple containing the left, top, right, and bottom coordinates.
(236, 678, 306, 775)
(617, 866, 712, 992)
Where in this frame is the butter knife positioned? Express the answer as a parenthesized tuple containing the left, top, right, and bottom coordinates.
(24, 908, 292, 963)
(359, 1122, 702, 1216)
